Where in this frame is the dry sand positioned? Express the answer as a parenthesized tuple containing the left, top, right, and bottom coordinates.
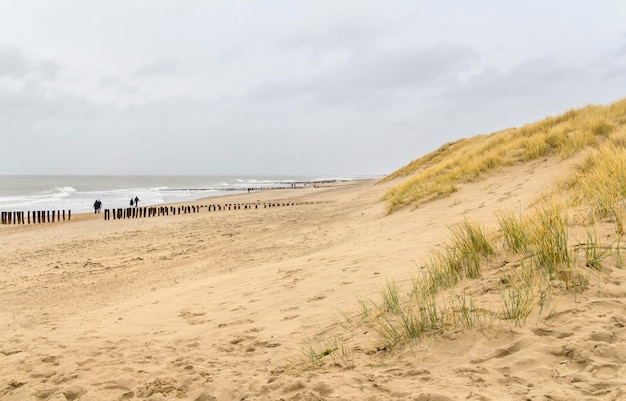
(1, 157, 625, 401)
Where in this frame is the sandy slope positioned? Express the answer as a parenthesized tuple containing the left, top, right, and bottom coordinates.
(1, 157, 625, 401)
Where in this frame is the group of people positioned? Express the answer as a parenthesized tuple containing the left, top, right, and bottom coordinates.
(93, 196, 140, 214)
(93, 199, 103, 214)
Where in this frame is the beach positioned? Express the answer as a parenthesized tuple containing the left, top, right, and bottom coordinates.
(1, 157, 625, 401)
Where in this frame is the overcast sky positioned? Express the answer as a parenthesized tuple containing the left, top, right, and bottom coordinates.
(1, 1, 625, 176)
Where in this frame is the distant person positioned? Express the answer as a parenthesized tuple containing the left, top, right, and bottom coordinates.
(134, 196, 139, 208)
(93, 200, 99, 214)
(130, 198, 134, 207)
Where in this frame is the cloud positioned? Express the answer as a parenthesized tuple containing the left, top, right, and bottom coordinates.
(601, 34, 626, 80)
(0, 45, 58, 80)
(133, 58, 180, 78)
(245, 43, 478, 107)
(453, 57, 576, 101)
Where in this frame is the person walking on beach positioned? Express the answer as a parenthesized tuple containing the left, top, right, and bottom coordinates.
(130, 198, 134, 208)
(93, 200, 99, 214)
(134, 196, 139, 208)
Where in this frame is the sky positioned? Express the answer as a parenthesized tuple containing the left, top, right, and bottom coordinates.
(1, 1, 625, 176)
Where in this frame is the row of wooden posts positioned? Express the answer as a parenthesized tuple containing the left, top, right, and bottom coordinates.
(103, 201, 322, 220)
(103, 205, 203, 220)
(1, 210, 71, 225)
(1, 201, 323, 225)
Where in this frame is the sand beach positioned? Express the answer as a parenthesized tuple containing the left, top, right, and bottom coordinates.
(1, 156, 625, 401)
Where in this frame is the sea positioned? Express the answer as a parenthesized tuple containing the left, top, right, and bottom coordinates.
(0, 175, 377, 214)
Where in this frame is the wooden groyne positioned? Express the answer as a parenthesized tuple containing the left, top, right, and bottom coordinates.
(206, 200, 324, 210)
(1, 210, 71, 225)
(104, 200, 326, 220)
(104, 205, 203, 220)
(2, 201, 327, 224)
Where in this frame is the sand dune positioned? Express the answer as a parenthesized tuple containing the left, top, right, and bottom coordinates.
(1, 157, 625, 400)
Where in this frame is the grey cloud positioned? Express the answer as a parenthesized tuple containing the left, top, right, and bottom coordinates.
(246, 43, 478, 106)
(616, 32, 626, 57)
(602, 35, 626, 80)
(133, 58, 180, 78)
(99, 76, 141, 96)
(0, 45, 58, 80)
(0, 83, 101, 141)
(448, 57, 576, 101)
(276, 14, 389, 54)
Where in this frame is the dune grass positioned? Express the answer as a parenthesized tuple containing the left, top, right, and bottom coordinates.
(289, 330, 355, 370)
(381, 97, 626, 213)
(356, 194, 613, 352)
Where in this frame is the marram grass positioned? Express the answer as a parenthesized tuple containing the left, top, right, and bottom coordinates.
(382, 97, 626, 213)
(356, 196, 616, 352)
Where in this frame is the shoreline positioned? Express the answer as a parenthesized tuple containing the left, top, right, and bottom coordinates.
(0, 179, 373, 229)
(0, 176, 380, 215)
(0, 179, 374, 226)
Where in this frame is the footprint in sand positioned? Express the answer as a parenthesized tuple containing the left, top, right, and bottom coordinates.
(590, 363, 621, 379)
(470, 340, 526, 363)
(531, 327, 572, 339)
(587, 331, 616, 343)
(307, 295, 326, 302)
(179, 310, 209, 326)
